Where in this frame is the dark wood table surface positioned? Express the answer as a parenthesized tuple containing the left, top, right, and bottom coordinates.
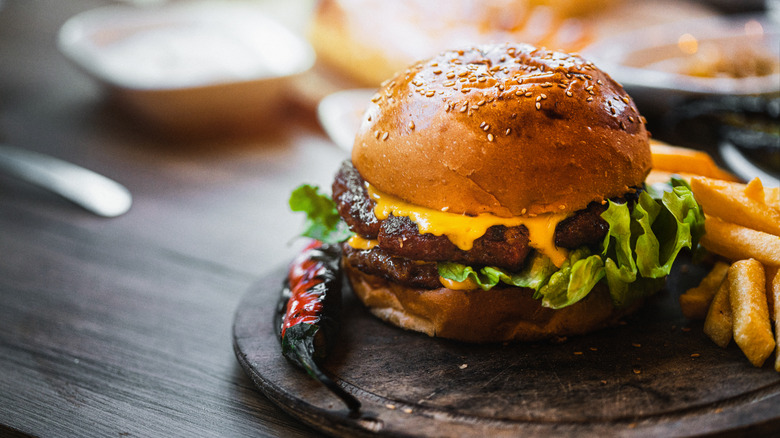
(0, 1, 341, 436)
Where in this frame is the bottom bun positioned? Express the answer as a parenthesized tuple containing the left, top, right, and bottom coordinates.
(344, 260, 641, 343)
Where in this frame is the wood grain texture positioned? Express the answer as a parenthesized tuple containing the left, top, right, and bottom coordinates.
(0, 1, 346, 436)
(0, 201, 324, 437)
(235, 263, 780, 437)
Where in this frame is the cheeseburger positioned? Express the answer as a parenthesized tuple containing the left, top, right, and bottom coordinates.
(295, 43, 703, 342)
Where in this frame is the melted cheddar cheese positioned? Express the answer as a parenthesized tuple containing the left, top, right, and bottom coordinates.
(347, 235, 379, 250)
(367, 183, 570, 267)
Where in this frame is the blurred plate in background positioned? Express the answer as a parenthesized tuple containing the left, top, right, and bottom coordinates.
(583, 15, 779, 116)
(317, 88, 374, 152)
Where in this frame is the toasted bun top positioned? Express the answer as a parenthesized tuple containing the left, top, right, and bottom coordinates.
(352, 43, 651, 217)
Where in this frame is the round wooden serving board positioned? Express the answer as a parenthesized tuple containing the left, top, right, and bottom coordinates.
(233, 262, 780, 437)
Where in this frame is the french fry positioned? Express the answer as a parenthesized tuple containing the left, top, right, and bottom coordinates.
(766, 187, 780, 212)
(729, 259, 775, 367)
(767, 265, 778, 323)
(646, 170, 694, 186)
(679, 261, 729, 320)
(747, 177, 780, 212)
(701, 215, 780, 267)
(690, 176, 780, 237)
(768, 267, 780, 371)
(650, 141, 738, 181)
(703, 278, 732, 348)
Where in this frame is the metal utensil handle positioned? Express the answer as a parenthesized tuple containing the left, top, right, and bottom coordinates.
(0, 144, 132, 217)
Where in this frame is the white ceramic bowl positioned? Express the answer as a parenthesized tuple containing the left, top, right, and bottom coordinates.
(58, 0, 315, 135)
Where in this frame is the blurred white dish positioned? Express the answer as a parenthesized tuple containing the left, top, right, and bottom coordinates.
(58, 0, 315, 134)
(317, 88, 374, 152)
(582, 15, 779, 114)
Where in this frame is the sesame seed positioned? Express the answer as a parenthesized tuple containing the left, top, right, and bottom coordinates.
(536, 96, 542, 102)
(691, 353, 700, 358)
(535, 102, 541, 110)
(444, 81, 455, 87)
(487, 133, 494, 142)
(632, 343, 641, 348)
(621, 96, 630, 104)
(402, 407, 413, 414)
(521, 208, 527, 215)
(633, 368, 641, 375)
(585, 85, 594, 91)
(374, 130, 380, 139)
(620, 121, 626, 130)
(385, 404, 396, 410)
(408, 121, 415, 130)
(483, 124, 490, 131)
(597, 79, 603, 85)
(505, 128, 511, 135)
(541, 93, 547, 99)
(559, 205, 566, 210)
(381, 132, 389, 141)
(460, 104, 468, 113)
(628, 116, 634, 123)
(524, 91, 532, 97)
(610, 107, 616, 114)
(586, 97, 593, 102)
(565, 91, 572, 97)
(477, 100, 485, 106)
(641, 116, 647, 124)
(433, 69, 442, 74)
(446, 72, 456, 79)
(426, 90, 435, 97)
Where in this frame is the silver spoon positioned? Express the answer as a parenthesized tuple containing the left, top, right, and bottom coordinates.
(0, 144, 132, 217)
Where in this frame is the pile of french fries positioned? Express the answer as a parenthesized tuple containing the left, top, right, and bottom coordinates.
(650, 141, 780, 371)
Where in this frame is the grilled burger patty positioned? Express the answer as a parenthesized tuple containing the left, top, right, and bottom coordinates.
(334, 160, 638, 287)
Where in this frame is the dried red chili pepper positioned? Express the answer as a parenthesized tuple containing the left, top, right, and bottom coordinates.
(276, 240, 360, 414)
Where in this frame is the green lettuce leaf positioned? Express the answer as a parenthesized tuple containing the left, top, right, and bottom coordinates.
(289, 184, 352, 244)
(539, 248, 605, 309)
(438, 252, 557, 292)
(437, 179, 705, 310)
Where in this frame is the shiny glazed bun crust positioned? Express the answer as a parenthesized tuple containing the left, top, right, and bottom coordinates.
(352, 43, 651, 217)
(345, 261, 639, 342)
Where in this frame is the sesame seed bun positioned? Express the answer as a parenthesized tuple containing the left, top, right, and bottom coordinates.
(344, 260, 639, 342)
(351, 43, 651, 217)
